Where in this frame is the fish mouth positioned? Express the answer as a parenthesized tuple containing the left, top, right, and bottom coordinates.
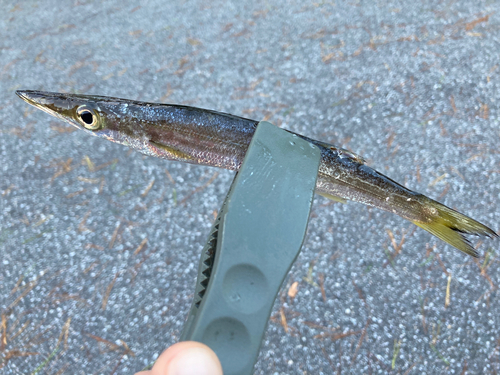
(16, 90, 79, 122)
(15, 90, 31, 102)
(17, 90, 57, 118)
(17, 89, 77, 107)
(16, 90, 56, 107)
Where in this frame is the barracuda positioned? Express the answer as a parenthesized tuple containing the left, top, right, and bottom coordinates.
(16, 90, 497, 257)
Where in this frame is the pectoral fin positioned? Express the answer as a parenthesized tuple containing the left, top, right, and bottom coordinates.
(150, 140, 195, 163)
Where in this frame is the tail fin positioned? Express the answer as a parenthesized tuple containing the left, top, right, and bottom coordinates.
(412, 199, 497, 257)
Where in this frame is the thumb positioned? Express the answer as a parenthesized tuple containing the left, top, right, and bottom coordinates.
(135, 341, 223, 375)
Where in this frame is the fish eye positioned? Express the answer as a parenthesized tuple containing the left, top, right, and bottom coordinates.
(76, 105, 100, 130)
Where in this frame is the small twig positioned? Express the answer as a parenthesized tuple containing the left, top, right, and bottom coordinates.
(141, 179, 155, 197)
(280, 307, 288, 333)
(318, 274, 326, 302)
(179, 172, 218, 205)
(102, 273, 119, 311)
(108, 222, 121, 249)
(445, 273, 452, 308)
(0, 313, 7, 351)
(133, 238, 148, 256)
(392, 339, 401, 369)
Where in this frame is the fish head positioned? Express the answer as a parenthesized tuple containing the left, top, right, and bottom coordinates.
(16, 90, 151, 149)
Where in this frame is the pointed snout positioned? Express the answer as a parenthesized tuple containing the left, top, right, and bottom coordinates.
(16, 90, 52, 106)
(16, 90, 73, 108)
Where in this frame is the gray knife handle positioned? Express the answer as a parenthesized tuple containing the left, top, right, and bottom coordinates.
(180, 121, 321, 375)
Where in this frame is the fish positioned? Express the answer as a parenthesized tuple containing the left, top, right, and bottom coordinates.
(16, 90, 497, 257)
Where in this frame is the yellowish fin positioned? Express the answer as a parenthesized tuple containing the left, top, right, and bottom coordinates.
(412, 199, 498, 257)
(150, 140, 195, 163)
(318, 191, 347, 204)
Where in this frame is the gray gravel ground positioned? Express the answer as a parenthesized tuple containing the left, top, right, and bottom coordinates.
(1, 0, 499, 374)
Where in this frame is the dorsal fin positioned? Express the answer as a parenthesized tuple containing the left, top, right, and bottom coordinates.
(315, 140, 366, 164)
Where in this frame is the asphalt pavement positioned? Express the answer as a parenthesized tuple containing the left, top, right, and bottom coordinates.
(1, 0, 499, 374)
